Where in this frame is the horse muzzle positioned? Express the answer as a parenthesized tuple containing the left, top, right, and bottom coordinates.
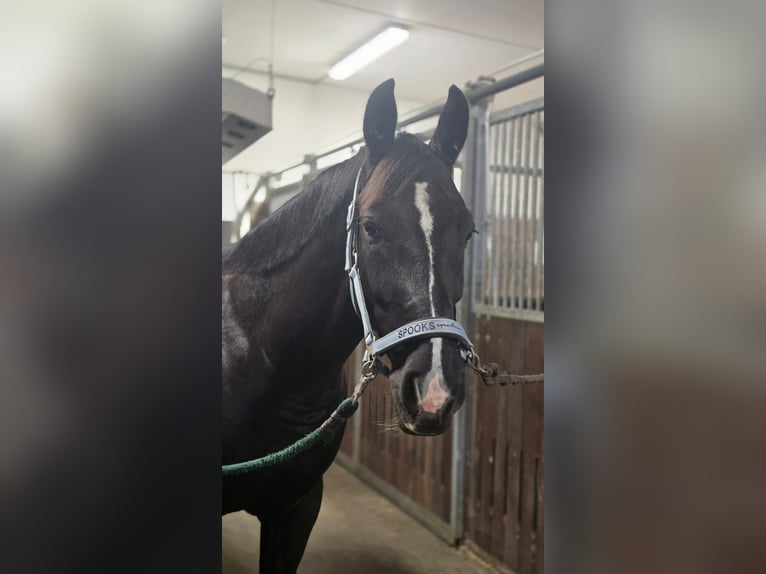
(390, 341, 466, 436)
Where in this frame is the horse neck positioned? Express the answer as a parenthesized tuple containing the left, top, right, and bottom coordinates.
(276, 224, 359, 366)
(258, 168, 363, 378)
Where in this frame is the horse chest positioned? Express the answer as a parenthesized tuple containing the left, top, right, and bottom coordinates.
(222, 371, 346, 515)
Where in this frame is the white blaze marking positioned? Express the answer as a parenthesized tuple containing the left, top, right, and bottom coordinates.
(414, 182, 447, 413)
(421, 339, 447, 414)
(414, 182, 436, 316)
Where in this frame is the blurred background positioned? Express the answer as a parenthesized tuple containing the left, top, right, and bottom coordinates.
(0, 0, 763, 573)
(0, 2, 222, 572)
(545, 1, 766, 573)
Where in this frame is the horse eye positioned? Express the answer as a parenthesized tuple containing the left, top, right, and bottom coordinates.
(363, 220, 379, 237)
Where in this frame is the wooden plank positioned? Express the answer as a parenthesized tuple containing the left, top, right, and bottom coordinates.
(477, 317, 492, 552)
(440, 429, 452, 522)
(505, 319, 526, 571)
(492, 321, 513, 562)
(517, 319, 543, 574)
(361, 382, 369, 464)
(441, 423, 452, 520)
(474, 402, 487, 551)
(483, 318, 508, 554)
(382, 383, 392, 483)
(397, 424, 408, 505)
(526, 320, 544, 574)
(339, 359, 354, 456)
(467, 323, 484, 548)
(519, 379, 542, 574)
(466, 396, 483, 540)
(536, 452, 544, 574)
(424, 447, 432, 517)
(477, 332, 492, 549)
(416, 435, 423, 505)
(434, 420, 444, 519)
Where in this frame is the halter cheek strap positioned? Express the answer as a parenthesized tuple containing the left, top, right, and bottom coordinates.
(345, 167, 376, 348)
(345, 166, 474, 365)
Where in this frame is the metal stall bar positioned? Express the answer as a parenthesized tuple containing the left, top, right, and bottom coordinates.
(510, 109, 523, 310)
(530, 110, 542, 311)
(502, 116, 516, 308)
(536, 111, 545, 311)
(452, 89, 492, 544)
(489, 114, 501, 307)
(499, 117, 511, 309)
(521, 111, 533, 309)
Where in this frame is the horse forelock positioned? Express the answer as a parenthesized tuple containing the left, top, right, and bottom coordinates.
(359, 134, 454, 213)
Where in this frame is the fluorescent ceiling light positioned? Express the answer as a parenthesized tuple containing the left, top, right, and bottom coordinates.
(328, 26, 410, 81)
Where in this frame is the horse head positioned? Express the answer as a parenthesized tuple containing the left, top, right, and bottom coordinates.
(354, 79, 474, 436)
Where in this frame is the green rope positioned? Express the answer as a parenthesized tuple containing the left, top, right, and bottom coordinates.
(222, 398, 359, 476)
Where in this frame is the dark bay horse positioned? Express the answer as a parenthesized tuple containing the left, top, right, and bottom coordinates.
(222, 79, 474, 573)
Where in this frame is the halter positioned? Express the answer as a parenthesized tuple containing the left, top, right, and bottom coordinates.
(344, 166, 474, 371)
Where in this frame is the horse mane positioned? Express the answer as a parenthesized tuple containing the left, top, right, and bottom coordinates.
(223, 133, 453, 275)
(359, 133, 455, 212)
(223, 151, 366, 275)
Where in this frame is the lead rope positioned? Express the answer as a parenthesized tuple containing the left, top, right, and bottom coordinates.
(222, 353, 541, 476)
(466, 348, 544, 386)
(222, 358, 378, 476)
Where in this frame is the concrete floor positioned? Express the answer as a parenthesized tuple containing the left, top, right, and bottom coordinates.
(222, 463, 496, 574)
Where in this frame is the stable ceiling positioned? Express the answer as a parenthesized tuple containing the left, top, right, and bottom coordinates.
(222, 0, 544, 103)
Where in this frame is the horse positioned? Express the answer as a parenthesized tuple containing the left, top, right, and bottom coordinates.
(222, 78, 474, 573)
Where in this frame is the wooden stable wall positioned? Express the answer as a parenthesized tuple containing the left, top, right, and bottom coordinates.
(339, 358, 356, 458)
(467, 316, 543, 574)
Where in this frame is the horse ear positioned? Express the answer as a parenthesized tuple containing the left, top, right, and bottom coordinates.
(430, 85, 469, 165)
(363, 78, 397, 164)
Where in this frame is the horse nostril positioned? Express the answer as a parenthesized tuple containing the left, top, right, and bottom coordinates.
(401, 372, 421, 410)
